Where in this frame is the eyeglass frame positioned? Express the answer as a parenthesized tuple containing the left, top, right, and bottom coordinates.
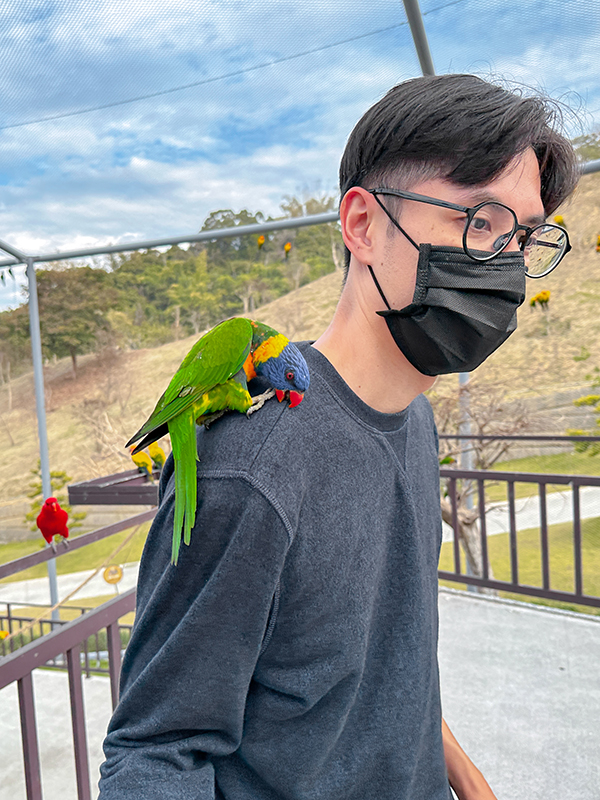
(370, 187, 571, 278)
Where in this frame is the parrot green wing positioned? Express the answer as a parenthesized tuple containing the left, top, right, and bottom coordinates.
(126, 317, 253, 446)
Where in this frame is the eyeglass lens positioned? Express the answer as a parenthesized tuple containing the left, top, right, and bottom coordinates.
(465, 202, 568, 276)
(465, 203, 516, 257)
(522, 224, 569, 277)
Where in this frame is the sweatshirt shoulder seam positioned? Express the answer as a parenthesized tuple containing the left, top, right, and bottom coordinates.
(197, 468, 295, 546)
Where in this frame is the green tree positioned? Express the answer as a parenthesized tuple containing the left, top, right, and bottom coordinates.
(0, 304, 30, 411)
(572, 131, 600, 162)
(200, 209, 267, 269)
(166, 252, 218, 334)
(36, 265, 119, 375)
(25, 460, 86, 533)
(231, 261, 290, 314)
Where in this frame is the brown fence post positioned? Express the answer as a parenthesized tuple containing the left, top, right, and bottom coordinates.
(67, 645, 92, 800)
(17, 672, 43, 800)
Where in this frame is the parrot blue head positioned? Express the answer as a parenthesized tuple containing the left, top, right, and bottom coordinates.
(256, 342, 310, 406)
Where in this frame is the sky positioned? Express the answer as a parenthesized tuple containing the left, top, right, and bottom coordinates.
(0, 0, 599, 310)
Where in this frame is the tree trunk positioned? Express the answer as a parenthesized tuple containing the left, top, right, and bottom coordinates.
(190, 310, 201, 335)
(0, 411, 15, 446)
(329, 225, 343, 271)
(440, 496, 498, 596)
(70, 347, 77, 378)
(6, 359, 11, 413)
(173, 305, 181, 340)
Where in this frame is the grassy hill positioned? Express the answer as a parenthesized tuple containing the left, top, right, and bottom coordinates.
(1, 171, 599, 534)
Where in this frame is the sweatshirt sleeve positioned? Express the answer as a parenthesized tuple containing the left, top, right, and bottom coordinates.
(98, 468, 292, 800)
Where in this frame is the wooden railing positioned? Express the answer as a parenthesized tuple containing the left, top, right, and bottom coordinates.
(0, 507, 157, 799)
(440, 467, 600, 608)
(0, 589, 136, 800)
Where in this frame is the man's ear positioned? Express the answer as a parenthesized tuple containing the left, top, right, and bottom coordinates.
(340, 187, 380, 266)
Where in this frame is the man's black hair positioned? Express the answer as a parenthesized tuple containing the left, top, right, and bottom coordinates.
(339, 74, 579, 274)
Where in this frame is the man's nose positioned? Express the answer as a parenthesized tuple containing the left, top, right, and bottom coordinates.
(502, 233, 521, 253)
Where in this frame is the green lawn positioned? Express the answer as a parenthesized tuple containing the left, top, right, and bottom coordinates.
(439, 514, 600, 616)
(494, 451, 600, 476)
(0, 523, 150, 584)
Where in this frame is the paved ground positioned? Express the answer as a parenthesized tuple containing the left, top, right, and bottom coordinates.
(1, 589, 599, 800)
(1, 669, 112, 800)
(439, 589, 600, 800)
(438, 484, 600, 541)
(0, 562, 140, 606)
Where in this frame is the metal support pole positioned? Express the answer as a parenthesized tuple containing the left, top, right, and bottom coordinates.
(25, 257, 59, 618)
(402, 0, 435, 76)
(458, 371, 476, 591)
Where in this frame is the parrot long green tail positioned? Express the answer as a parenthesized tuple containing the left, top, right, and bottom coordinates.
(168, 411, 199, 564)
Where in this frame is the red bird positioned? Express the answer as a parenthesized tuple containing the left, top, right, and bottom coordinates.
(36, 497, 69, 550)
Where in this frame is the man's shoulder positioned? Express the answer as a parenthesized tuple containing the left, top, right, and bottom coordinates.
(195, 377, 331, 476)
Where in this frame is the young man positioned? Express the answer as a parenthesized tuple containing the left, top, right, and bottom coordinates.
(99, 75, 578, 800)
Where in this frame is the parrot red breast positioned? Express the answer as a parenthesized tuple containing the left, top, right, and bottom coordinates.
(37, 497, 69, 547)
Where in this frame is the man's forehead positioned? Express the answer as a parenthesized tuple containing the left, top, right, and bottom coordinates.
(452, 149, 546, 224)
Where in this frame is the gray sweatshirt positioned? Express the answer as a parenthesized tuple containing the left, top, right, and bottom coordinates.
(99, 343, 451, 800)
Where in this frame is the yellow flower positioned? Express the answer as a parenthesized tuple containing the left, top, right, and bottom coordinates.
(553, 214, 565, 227)
(0, 630, 8, 640)
(530, 289, 550, 309)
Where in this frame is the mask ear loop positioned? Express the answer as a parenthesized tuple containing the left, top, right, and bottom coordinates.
(367, 193, 420, 311)
(367, 264, 391, 310)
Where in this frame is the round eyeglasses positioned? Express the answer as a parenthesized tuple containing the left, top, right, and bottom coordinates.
(371, 188, 571, 278)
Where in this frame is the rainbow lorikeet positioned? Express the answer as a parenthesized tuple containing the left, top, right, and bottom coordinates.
(37, 497, 69, 551)
(126, 317, 310, 563)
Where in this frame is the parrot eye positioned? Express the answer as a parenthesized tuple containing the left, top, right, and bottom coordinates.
(285, 370, 295, 382)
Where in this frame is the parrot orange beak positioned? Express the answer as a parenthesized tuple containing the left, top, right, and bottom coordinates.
(275, 389, 304, 407)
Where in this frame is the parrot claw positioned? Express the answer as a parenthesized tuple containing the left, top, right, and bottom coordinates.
(247, 388, 276, 416)
(62, 539, 69, 549)
(51, 540, 57, 554)
(200, 410, 227, 429)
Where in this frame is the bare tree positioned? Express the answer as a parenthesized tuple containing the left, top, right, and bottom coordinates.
(429, 378, 533, 591)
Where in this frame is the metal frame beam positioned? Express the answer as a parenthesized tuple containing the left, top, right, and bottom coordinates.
(0, 211, 339, 269)
(402, 0, 435, 76)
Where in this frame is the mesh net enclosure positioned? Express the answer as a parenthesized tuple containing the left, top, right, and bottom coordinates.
(2, 1, 600, 636)
(0, 0, 598, 268)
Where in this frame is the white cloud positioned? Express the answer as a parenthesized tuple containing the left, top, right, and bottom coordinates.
(0, 0, 598, 282)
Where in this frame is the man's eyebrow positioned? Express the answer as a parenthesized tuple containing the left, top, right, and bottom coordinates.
(462, 189, 547, 226)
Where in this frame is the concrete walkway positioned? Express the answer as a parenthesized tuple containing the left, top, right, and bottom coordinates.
(439, 589, 600, 800)
(1, 589, 599, 799)
(0, 562, 140, 606)
(0, 669, 112, 800)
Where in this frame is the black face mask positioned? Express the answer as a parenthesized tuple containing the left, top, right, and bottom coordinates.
(369, 243, 526, 376)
